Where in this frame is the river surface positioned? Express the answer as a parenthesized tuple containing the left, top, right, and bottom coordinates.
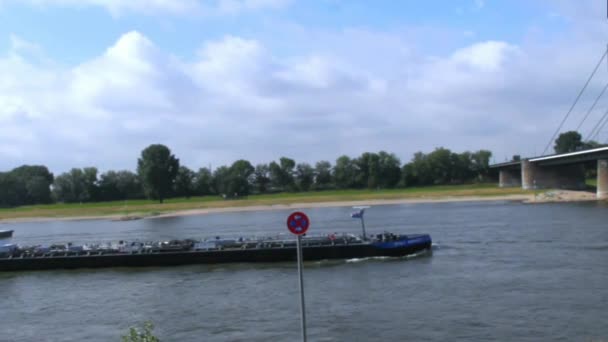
(0, 200, 607, 341)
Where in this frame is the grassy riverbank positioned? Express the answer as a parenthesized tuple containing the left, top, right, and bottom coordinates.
(0, 184, 536, 222)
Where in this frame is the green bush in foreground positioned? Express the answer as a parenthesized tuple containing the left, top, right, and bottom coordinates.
(122, 321, 159, 342)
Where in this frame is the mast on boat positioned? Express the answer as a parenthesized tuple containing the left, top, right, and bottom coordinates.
(351, 206, 370, 240)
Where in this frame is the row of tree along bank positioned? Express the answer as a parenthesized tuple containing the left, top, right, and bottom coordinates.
(0, 144, 494, 207)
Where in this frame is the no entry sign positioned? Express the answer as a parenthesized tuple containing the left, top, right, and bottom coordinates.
(287, 211, 310, 235)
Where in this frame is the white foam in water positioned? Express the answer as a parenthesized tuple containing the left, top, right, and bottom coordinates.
(346, 256, 391, 263)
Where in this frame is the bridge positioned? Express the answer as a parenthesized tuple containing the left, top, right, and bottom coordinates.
(490, 146, 608, 199)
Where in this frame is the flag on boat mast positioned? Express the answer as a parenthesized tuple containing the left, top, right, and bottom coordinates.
(351, 208, 364, 218)
(351, 206, 369, 219)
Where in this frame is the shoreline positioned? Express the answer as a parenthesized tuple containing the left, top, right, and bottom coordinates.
(0, 190, 600, 224)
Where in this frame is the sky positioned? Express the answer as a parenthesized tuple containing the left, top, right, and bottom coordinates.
(1, 0, 608, 175)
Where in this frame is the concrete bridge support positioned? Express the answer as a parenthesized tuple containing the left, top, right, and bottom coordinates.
(499, 169, 521, 187)
(521, 160, 536, 190)
(597, 159, 608, 199)
(521, 159, 586, 190)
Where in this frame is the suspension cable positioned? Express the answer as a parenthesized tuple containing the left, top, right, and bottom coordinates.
(594, 116, 608, 141)
(588, 107, 608, 141)
(542, 49, 608, 155)
(576, 81, 608, 131)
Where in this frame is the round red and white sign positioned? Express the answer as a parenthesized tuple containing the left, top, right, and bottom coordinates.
(286, 211, 310, 235)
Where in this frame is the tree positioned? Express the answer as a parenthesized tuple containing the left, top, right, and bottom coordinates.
(229, 159, 254, 196)
(354, 152, 380, 188)
(83, 167, 100, 202)
(295, 163, 315, 191)
(252, 164, 271, 194)
(0, 172, 24, 207)
(403, 152, 432, 186)
(174, 166, 195, 198)
(52, 168, 96, 203)
(333, 155, 356, 189)
(314, 161, 333, 189)
(377, 151, 401, 188)
(426, 147, 453, 184)
(554, 131, 583, 154)
(212, 166, 232, 196)
(137, 144, 179, 203)
(10, 165, 54, 204)
(582, 140, 605, 150)
(99, 170, 143, 201)
(269, 157, 296, 191)
(400, 163, 416, 187)
(193, 168, 213, 195)
(470, 150, 492, 181)
(450, 151, 472, 183)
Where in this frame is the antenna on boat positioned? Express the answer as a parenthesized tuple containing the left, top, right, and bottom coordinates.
(351, 206, 370, 240)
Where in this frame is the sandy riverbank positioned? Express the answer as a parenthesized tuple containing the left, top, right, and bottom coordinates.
(0, 190, 600, 224)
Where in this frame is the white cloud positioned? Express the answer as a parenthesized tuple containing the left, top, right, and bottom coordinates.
(450, 41, 520, 72)
(2, 3, 608, 173)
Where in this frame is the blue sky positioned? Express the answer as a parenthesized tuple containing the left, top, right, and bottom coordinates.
(0, 0, 606, 173)
(0, 1, 565, 61)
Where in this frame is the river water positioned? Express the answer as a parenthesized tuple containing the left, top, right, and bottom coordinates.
(0, 200, 607, 341)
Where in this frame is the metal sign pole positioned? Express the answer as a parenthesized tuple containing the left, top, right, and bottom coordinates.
(360, 215, 367, 240)
(287, 211, 309, 342)
(296, 234, 307, 342)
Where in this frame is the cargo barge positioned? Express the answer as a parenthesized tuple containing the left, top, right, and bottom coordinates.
(0, 208, 432, 272)
(0, 232, 432, 272)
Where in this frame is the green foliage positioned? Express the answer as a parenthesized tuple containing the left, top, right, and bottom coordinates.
(401, 148, 492, 186)
(553, 131, 607, 154)
(174, 166, 195, 198)
(314, 160, 333, 189)
(354, 152, 378, 188)
(0, 145, 499, 208)
(353, 151, 402, 189)
(137, 144, 180, 204)
(52, 167, 99, 203)
(11, 165, 54, 204)
(212, 166, 231, 196)
(252, 164, 271, 194)
(229, 159, 255, 196)
(0, 172, 24, 207)
(193, 167, 213, 195)
(122, 321, 160, 342)
(470, 150, 492, 181)
(554, 131, 583, 154)
(333, 155, 356, 189)
(295, 163, 314, 191)
(83, 167, 100, 201)
(269, 157, 296, 191)
(582, 139, 606, 150)
(212, 160, 254, 197)
(0, 165, 54, 207)
(99, 170, 143, 201)
(377, 151, 401, 188)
